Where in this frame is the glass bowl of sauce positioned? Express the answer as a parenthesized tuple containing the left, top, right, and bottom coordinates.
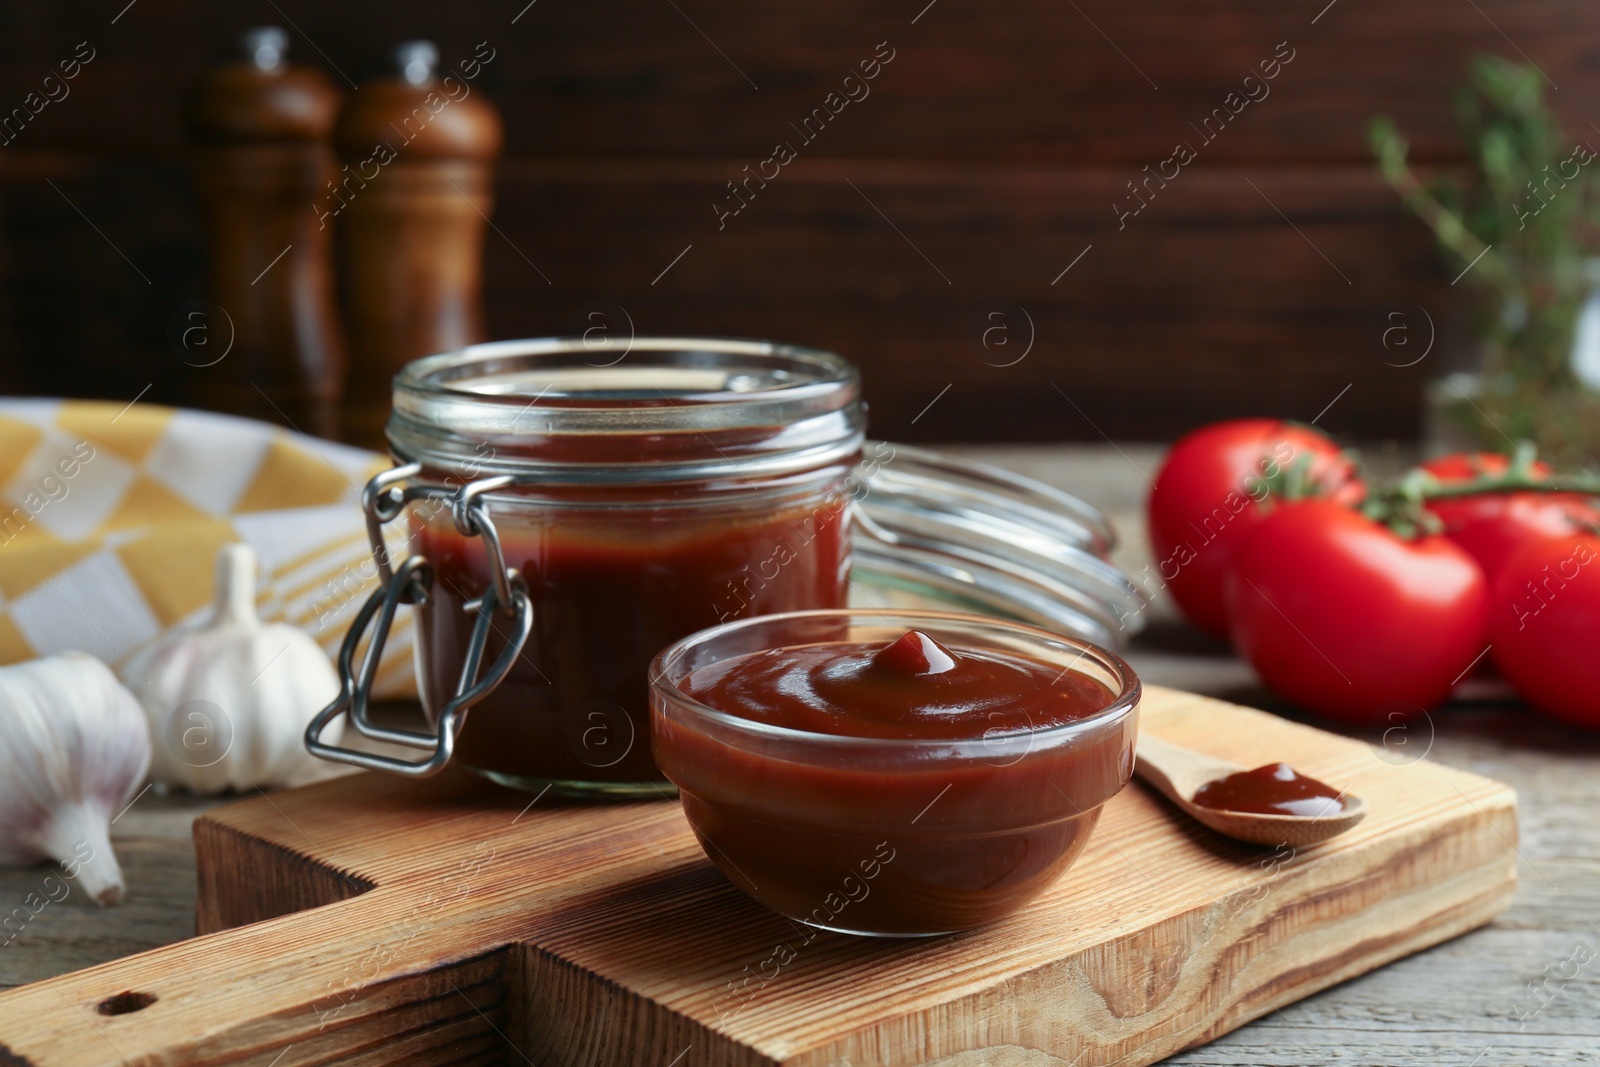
(649, 609, 1141, 936)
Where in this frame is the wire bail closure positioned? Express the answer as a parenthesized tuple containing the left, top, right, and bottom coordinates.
(304, 464, 534, 777)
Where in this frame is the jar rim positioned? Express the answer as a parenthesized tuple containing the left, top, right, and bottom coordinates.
(649, 608, 1141, 754)
(388, 336, 865, 481)
(396, 335, 858, 407)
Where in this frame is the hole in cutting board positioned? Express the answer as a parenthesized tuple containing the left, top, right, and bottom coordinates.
(97, 990, 158, 1015)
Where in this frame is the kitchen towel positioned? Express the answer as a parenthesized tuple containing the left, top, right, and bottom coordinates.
(0, 399, 416, 697)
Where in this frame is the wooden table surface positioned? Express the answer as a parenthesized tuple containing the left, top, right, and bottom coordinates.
(3, 444, 1596, 1065)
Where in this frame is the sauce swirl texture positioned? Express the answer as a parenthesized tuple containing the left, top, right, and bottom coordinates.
(681, 629, 1116, 739)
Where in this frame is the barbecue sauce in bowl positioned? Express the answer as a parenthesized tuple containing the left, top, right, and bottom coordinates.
(651, 617, 1140, 936)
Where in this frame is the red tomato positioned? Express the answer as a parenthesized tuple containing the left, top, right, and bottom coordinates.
(1421, 453, 1598, 584)
(1489, 534, 1600, 729)
(1419, 453, 1538, 482)
(1225, 499, 1488, 725)
(1148, 420, 1361, 636)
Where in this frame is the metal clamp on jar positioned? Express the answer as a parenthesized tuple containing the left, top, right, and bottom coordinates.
(303, 462, 536, 778)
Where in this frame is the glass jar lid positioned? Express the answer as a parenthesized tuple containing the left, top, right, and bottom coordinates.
(388, 336, 864, 483)
(852, 444, 1146, 649)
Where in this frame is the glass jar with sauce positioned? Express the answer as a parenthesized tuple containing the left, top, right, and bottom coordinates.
(308, 337, 865, 796)
(305, 336, 1151, 797)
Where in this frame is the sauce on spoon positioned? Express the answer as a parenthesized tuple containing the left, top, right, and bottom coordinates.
(1192, 762, 1345, 818)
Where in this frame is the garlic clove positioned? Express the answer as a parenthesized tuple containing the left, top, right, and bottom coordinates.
(123, 542, 343, 795)
(37, 798, 126, 906)
(212, 541, 264, 631)
(0, 652, 150, 907)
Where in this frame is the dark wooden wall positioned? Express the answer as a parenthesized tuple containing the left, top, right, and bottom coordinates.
(0, 1, 1594, 442)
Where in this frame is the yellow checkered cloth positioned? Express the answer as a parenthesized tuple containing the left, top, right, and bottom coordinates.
(0, 399, 415, 698)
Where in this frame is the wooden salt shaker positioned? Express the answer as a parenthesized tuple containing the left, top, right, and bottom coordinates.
(187, 27, 346, 439)
(334, 41, 504, 449)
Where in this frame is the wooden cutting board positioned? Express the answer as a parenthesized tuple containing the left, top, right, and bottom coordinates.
(0, 686, 1517, 1067)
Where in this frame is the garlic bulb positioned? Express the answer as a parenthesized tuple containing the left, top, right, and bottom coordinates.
(122, 542, 342, 794)
(0, 652, 150, 905)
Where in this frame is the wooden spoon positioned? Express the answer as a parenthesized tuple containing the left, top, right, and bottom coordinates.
(1134, 733, 1367, 847)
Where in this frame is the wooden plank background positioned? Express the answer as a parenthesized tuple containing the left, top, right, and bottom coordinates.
(0, 0, 1592, 441)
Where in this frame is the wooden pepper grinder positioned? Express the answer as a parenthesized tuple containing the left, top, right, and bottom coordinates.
(335, 41, 504, 449)
(187, 27, 346, 440)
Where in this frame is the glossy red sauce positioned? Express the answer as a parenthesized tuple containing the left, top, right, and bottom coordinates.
(682, 629, 1115, 739)
(1192, 762, 1345, 817)
(415, 492, 849, 785)
(657, 631, 1136, 934)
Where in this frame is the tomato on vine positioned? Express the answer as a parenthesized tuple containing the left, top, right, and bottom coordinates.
(1224, 499, 1487, 725)
(1147, 420, 1362, 636)
(1420, 452, 1599, 584)
(1489, 534, 1600, 730)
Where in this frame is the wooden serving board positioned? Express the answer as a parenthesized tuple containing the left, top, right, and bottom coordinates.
(0, 686, 1516, 1067)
